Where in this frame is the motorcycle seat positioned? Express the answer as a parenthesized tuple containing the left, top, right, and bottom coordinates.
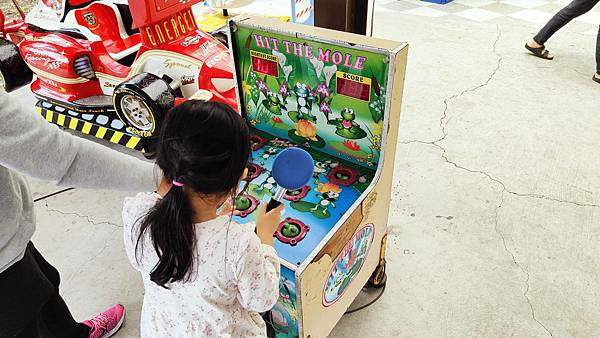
(64, 1, 141, 61)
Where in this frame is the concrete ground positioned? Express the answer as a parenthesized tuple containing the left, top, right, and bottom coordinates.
(8, 0, 600, 337)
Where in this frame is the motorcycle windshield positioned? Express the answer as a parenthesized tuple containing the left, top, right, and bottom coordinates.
(128, 0, 205, 28)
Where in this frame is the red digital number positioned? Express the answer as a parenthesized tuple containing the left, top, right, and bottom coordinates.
(336, 78, 370, 101)
(252, 56, 278, 77)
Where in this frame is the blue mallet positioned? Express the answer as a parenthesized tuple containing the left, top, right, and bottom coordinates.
(267, 147, 315, 212)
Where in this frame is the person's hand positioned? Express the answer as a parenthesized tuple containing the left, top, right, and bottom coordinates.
(255, 204, 284, 246)
(218, 198, 242, 217)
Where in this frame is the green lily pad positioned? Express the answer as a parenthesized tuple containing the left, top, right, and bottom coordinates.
(288, 130, 326, 148)
(335, 127, 367, 140)
(290, 201, 316, 213)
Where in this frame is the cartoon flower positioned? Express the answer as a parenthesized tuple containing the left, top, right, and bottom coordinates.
(271, 116, 283, 124)
(316, 82, 330, 98)
(255, 79, 268, 93)
(273, 50, 287, 67)
(279, 82, 290, 98)
(323, 65, 337, 86)
(358, 175, 367, 183)
(309, 57, 324, 77)
(242, 82, 253, 96)
(271, 138, 294, 148)
(295, 119, 318, 141)
(343, 140, 360, 151)
(250, 120, 257, 126)
(320, 100, 332, 114)
(283, 65, 293, 81)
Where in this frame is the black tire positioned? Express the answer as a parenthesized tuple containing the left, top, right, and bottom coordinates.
(113, 73, 175, 138)
(0, 39, 33, 92)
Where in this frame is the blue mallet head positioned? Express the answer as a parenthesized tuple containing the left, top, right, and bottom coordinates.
(271, 147, 314, 190)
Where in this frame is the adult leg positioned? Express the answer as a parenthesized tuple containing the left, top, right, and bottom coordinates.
(29, 244, 90, 338)
(596, 25, 600, 74)
(0, 243, 53, 338)
(534, 0, 600, 45)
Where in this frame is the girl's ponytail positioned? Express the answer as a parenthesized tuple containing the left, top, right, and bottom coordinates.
(138, 180, 195, 287)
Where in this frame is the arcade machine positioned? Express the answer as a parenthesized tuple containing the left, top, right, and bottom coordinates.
(226, 17, 408, 338)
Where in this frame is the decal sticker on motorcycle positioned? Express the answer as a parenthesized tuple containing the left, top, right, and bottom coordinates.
(181, 76, 195, 86)
(181, 35, 202, 47)
(83, 12, 97, 26)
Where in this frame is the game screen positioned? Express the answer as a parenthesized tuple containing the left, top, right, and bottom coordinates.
(232, 25, 389, 171)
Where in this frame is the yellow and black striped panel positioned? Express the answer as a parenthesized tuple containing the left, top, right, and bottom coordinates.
(38, 107, 144, 152)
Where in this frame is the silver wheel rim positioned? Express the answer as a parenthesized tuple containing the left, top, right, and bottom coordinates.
(120, 94, 154, 131)
(0, 71, 6, 91)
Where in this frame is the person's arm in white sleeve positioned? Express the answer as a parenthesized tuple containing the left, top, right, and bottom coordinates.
(235, 234, 281, 312)
(0, 91, 155, 191)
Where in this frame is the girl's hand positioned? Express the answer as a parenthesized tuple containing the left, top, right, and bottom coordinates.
(256, 204, 284, 246)
(218, 199, 242, 217)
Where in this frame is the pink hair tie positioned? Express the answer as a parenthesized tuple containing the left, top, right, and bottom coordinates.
(172, 180, 184, 187)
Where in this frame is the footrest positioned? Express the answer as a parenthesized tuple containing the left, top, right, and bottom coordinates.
(36, 100, 145, 152)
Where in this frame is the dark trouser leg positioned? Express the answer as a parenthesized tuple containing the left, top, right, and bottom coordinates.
(29, 245, 90, 338)
(534, 0, 600, 45)
(596, 25, 600, 73)
(14, 318, 40, 338)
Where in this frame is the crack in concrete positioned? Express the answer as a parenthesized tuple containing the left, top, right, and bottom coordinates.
(493, 190, 516, 265)
(398, 24, 573, 337)
(398, 24, 599, 209)
(521, 264, 554, 337)
(435, 24, 503, 144)
(493, 191, 553, 336)
(66, 229, 116, 282)
(43, 202, 123, 228)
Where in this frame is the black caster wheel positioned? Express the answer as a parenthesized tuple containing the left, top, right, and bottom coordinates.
(366, 261, 387, 289)
(0, 39, 33, 92)
(113, 72, 175, 139)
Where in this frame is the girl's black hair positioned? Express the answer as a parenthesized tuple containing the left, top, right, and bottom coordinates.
(137, 100, 250, 287)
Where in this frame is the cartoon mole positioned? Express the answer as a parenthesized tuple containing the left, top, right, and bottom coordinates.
(289, 83, 316, 122)
(328, 108, 367, 139)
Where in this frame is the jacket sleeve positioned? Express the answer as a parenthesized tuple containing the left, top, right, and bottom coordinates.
(0, 91, 156, 191)
(234, 234, 281, 312)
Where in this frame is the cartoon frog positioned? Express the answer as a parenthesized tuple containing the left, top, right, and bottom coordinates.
(329, 108, 367, 139)
(312, 160, 339, 184)
(256, 173, 278, 196)
(289, 83, 316, 122)
(262, 92, 286, 115)
(259, 147, 279, 165)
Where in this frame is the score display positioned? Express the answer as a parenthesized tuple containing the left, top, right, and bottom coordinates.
(251, 51, 279, 77)
(335, 71, 371, 101)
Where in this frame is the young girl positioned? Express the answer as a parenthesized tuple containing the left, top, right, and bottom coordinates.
(122, 101, 284, 337)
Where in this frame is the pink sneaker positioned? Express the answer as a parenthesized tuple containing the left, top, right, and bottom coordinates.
(82, 304, 126, 338)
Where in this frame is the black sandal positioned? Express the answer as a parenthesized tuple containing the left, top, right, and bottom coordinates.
(593, 74, 600, 84)
(525, 43, 554, 60)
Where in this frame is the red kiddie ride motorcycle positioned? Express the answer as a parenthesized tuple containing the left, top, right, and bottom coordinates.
(0, 0, 236, 146)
